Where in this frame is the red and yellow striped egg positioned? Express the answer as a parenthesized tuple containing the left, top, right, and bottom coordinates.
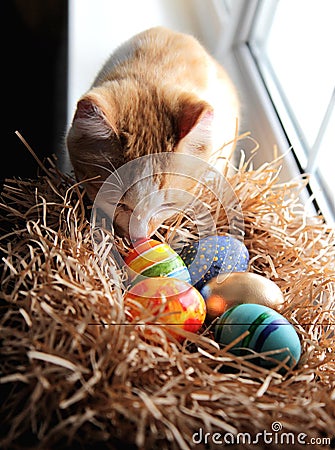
(124, 238, 191, 285)
(124, 277, 206, 341)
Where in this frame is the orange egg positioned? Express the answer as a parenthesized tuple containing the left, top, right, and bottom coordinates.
(206, 295, 229, 318)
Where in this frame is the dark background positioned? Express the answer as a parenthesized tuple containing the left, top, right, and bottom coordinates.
(2, 0, 68, 187)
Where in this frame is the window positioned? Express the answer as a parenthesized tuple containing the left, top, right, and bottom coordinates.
(223, 0, 334, 223)
(248, 0, 335, 224)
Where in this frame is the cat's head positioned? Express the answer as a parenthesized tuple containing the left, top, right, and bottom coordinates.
(67, 81, 216, 239)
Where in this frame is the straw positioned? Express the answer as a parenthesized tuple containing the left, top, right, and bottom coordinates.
(1, 135, 334, 449)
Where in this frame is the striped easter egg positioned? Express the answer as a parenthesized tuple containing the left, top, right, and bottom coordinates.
(214, 304, 301, 370)
(124, 238, 191, 286)
(124, 277, 206, 342)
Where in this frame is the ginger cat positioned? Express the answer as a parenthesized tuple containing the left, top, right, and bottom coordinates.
(67, 27, 239, 240)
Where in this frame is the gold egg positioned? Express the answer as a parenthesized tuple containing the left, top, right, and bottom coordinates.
(202, 272, 284, 318)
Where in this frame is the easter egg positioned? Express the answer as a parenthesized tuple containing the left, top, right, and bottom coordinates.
(179, 235, 249, 292)
(202, 272, 285, 318)
(214, 304, 301, 370)
(124, 277, 207, 341)
(205, 295, 230, 319)
(125, 238, 191, 286)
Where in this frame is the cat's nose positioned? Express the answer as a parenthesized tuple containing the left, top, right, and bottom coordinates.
(113, 206, 149, 240)
(113, 211, 163, 240)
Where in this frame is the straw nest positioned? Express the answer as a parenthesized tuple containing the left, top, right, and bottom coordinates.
(1, 136, 334, 450)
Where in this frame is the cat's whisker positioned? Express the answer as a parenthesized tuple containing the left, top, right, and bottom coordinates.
(89, 179, 119, 189)
(96, 183, 123, 194)
(100, 153, 124, 186)
(90, 162, 116, 177)
(96, 194, 122, 205)
(71, 157, 119, 182)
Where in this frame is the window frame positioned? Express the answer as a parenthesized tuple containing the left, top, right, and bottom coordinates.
(203, 0, 333, 223)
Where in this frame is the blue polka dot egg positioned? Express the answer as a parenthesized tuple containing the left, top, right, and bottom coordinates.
(179, 235, 249, 292)
(214, 303, 301, 370)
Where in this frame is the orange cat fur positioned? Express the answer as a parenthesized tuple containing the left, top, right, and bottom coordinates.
(67, 27, 239, 239)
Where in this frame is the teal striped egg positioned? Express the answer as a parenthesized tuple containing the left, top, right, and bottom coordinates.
(214, 304, 301, 370)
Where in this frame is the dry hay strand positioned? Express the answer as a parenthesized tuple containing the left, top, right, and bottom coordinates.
(1, 140, 335, 450)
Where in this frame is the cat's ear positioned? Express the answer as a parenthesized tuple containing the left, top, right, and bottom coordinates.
(70, 95, 117, 140)
(177, 96, 214, 153)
